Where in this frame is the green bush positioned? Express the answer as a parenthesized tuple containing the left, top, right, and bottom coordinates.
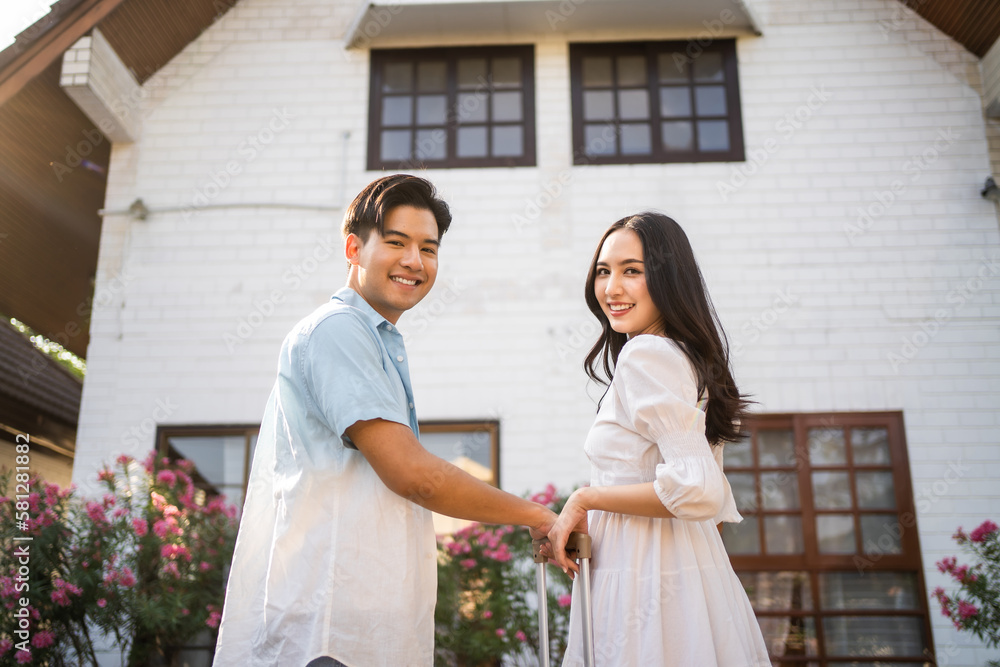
(0, 451, 238, 666)
(435, 484, 574, 667)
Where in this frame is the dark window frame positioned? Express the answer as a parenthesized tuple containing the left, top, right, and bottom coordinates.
(156, 424, 258, 501)
(569, 39, 745, 165)
(726, 412, 936, 665)
(420, 419, 501, 488)
(367, 46, 537, 170)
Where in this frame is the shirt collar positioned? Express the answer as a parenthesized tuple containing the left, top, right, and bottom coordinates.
(331, 287, 394, 331)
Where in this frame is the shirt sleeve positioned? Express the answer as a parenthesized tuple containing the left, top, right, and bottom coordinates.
(613, 336, 742, 523)
(297, 312, 410, 442)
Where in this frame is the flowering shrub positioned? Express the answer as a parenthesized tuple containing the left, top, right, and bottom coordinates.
(0, 451, 238, 666)
(933, 519, 1000, 665)
(435, 484, 574, 666)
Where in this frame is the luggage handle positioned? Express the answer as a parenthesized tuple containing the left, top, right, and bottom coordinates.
(531, 533, 595, 667)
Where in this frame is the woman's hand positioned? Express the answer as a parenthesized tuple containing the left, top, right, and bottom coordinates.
(547, 487, 591, 578)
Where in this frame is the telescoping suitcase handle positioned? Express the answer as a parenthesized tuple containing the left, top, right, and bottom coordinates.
(532, 533, 595, 667)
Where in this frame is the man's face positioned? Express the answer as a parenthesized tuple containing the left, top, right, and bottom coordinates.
(346, 205, 440, 324)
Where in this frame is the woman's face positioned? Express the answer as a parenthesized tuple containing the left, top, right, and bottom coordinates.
(593, 228, 663, 338)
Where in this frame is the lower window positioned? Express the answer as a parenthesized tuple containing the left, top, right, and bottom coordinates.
(722, 412, 935, 665)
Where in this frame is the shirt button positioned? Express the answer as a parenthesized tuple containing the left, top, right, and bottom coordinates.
(396, 355, 404, 362)
(385, 324, 392, 331)
(409, 402, 414, 409)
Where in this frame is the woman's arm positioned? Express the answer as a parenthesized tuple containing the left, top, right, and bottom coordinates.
(546, 483, 676, 575)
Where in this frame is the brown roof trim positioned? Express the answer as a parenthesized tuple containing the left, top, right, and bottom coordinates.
(0, 0, 128, 106)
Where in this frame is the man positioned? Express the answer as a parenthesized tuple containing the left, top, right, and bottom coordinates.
(214, 174, 555, 666)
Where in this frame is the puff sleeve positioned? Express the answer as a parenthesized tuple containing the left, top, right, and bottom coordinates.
(612, 336, 742, 523)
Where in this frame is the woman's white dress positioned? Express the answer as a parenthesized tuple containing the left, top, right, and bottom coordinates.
(562, 335, 771, 667)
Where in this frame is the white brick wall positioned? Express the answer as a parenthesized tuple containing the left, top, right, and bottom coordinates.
(75, 0, 1000, 662)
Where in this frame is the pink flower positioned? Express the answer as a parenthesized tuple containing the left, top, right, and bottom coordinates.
(459, 559, 477, 569)
(102, 493, 116, 508)
(206, 606, 222, 628)
(132, 518, 148, 537)
(952, 527, 967, 543)
(31, 631, 54, 648)
(15, 649, 31, 664)
(162, 561, 181, 579)
(116, 454, 133, 466)
(515, 630, 527, 642)
(970, 520, 998, 543)
(957, 600, 979, 619)
(0, 638, 11, 654)
(495, 628, 506, 637)
(119, 568, 136, 588)
(181, 608, 190, 616)
(97, 598, 107, 608)
(176, 459, 195, 473)
(483, 610, 493, 619)
(558, 594, 572, 608)
(199, 562, 212, 572)
(157, 470, 177, 487)
(936, 556, 957, 574)
(161, 544, 192, 561)
(85, 501, 108, 525)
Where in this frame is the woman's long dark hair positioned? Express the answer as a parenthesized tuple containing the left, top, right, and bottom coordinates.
(584, 212, 751, 445)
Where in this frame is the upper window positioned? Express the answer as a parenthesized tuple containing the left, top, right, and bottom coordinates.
(569, 40, 744, 164)
(722, 413, 936, 665)
(157, 425, 258, 514)
(367, 46, 536, 170)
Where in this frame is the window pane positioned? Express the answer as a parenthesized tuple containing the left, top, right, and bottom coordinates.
(852, 427, 892, 465)
(697, 120, 729, 151)
(619, 123, 651, 155)
(822, 616, 925, 657)
(492, 125, 523, 157)
(761, 471, 799, 510)
(492, 91, 522, 122)
(758, 616, 818, 657)
(856, 471, 895, 509)
(659, 87, 691, 118)
(727, 472, 756, 511)
(416, 95, 446, 125)
(584, 124, 616, 156)
(616, 55, 646, 86)
(722, 515, 760, 554)
(382, 96, 412, 126)
(808, 428, 847, 465)
(380, 130, 411, 161)
(458, 58, 487, 89)
(492, 57, 521, 87)
(738, 571, 813, 611)
(416, 61, 446, 92)
(657, 52, 688, 82)
(582, 56, 613, 87)
(819, 572, 919, 610)
(618, 89, 649, 120)
(692, 51, 724, 82)
(694, 85, 727, 115)
(817, 514, 855, 554)
(765, 515, 804, 554)
(661, 121, 692, 151)
(759, 429, 796, 467)
(725, 437, 753, 467)
(458, 92, 487, 123)
(167, 435, 247, 509)
(415, 129, 445, 160)
(861, 514, 902, 555)
(584, 90, 615, 121)
(457, 126, 487, 158)
(812, 471, 852, 509)
(382, 62, 412, 92)
(420, 429, 493, 472)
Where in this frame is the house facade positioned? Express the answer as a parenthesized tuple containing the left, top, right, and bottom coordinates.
(67, 0, 1000, 663)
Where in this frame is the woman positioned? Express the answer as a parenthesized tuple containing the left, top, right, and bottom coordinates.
(547, 212, 771, 666)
